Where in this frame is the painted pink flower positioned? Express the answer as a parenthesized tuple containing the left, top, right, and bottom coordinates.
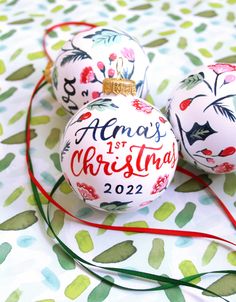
(121, 48, 135, 62)
(132, 99, 153, 114)
(80, 66, 95, 83)
(109, 53, 117, 62)
(206, 158, 215, 164)
(213, 162, 235, 173)
(92, 91, 101, 99)
(108, 68, 115, 78)
(219, 146, 236, 157)
(208, 63, 236, 74)
(224, 74, 236, 84)
(77, 182, 99, 201)
(97, 61, 105, 71)
(151, 175, 169, 194)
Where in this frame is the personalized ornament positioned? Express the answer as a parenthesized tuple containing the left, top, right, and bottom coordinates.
(168, 63, 236, 174)
(60, 75, 178, 212)
(51, 26, 149, 114)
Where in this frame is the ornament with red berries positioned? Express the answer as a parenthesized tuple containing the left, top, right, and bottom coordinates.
(60, 74, 178, 212)
(50, 26, 149, 114)
(167, 63, 236, 174)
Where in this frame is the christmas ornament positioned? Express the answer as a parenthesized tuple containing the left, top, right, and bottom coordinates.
(51, 26, 149, 114)
(167, 63, 236, 174)
(60, 75, 178, 212)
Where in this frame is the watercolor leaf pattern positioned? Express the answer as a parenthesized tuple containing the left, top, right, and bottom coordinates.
(87, 98, 119, 111)
(84, 29, 122, 46)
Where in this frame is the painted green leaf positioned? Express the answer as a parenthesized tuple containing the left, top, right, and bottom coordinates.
(51, 5, 63, 12)
(203, 274, 236, 296)
(6, 64, 35, 81)
(8, 110, 25, 125)
(59, 180, 73, 194)
(0, 153, 15, 172)
(50, 153, 61, 172)
(159, 30, 176, 36)
(75, 230, 94, 253)
(56, 107, 67, 116)
(127, 15, 140, 23)
(154, 202, 176, 221)
(180, 21, 193, 28)
(185, 52, 203, 66)
(146, 93, 155, 106)
(52, 40, 66, 50)
(0, 242, 12, 264)
(31, 115, 50, 125)
(97, 213, 116, 235)
(123, 221, 149, 235)
(93, 240, 137, 263)
(9, 18, 34, 24)
(104, 3, 116, 11)
(195, 10, 217, 17)
(36, 300, 55, 302)
(1, 129, 37, 144)
(178, 37, 187, 49)
(175, 174, 212, 192)
(64, 275, 90, 300)
(157, 79, 169, 94)
(227, 251, 236, 266)
(4, 186, 25, 206)
(45, 128, 61, 149)
(27, 51, 45, 60)
(168, 13, 182, 20)
(148, 238, 165, 269)
(179, 260, 200, 284)
(147, 52, 155, 62)
(10, 48, 23, 61)
(175, 202, 196, 228)
(0, 210, 38, 230)
(64, 4, 77, 14)
(0, 29, 16, 40)
(202, 242, 218, 266)
(0, 59, 6, 74)
(88, 275, 114, 302)
(144, 38, 168, 48)
(113, 14, 126, 21)
(214, 41, 223, 50)
(227, 11, 235, 22)
(159, 274, 186, 302)
(5, 289, 22, 302)
(216, 55, 236, 63)
(224, 173, 236, 196)
(47, 210, 64, 238)
(162, 2, 170, 11)
(53, 244, 75, 270)
(0, 87, 17, 102)
(198, 48, 212, 58)
(130, 3, 152, 10)
(194, 23, 207, 33)
(0, 123, 3, 136)
(27, 192, 48, 205)
(117, 0, 127, 6)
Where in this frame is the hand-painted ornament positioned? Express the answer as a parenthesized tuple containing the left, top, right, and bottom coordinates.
(167, 63, 236, 174)
(51, 26, 149, 114)
(60, 78, 178, 212)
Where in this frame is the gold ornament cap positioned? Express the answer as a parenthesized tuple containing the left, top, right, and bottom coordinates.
(102, 78, 136, 96)
(44, 60, 53, 84)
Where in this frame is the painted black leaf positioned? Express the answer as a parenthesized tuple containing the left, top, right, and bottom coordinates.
(186, 122, 217, 145)
(84, 29, 122, 46)
(60, 49, 91, 66)
(212, 101, 236, 122)
(61, 140, 70, 161)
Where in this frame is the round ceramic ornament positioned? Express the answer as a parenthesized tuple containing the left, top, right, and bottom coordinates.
(51, 26, 149, 114)
(60, 78, 178, 212)
(167, 63, 236, 174)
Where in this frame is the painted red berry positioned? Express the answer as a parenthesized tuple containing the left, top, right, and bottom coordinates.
(179, 99, 192, 111)
(79, 112, 92, 121)
(159, 116, 167, 123)
(219, 146, 236, 157)
(97, 61, 105, 71)
(202, 148, 213, 156)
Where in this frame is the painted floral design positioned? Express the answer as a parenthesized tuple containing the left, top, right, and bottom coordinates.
(121, 48, 135, 62)
(151, 175, 169, 194)
(77, 182, 99, 201)
(80, 66, 96, 84)
(213, 162, 235, 173)
(139, 200, 153, 207)
(132, 99, 153, 114)
(208, 63, 236, 74)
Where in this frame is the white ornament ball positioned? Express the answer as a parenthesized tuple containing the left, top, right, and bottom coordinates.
(167, 63, 236, 174)
(60, 95, 178, 212)
(51, 27, 149, 114)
